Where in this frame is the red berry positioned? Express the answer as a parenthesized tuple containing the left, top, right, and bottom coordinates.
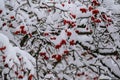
(55, 44, 61, 49)
(76, 73, 81, 77)
(67, 31, 72, 37)
(0, 48, 2, 51)
(52, 54, 56, 58)
(92, 9, 99, 15)
(63, 20, 67, 25)
(102, 14, 107, 20)
(43, 32, 49, 36)
(44, 56, 49, 60)
(64, 50, 69, 55)
(14, 31, 20, 35)
(81, 72, 85, 75)
(86, 27, 88, 30)
(67, 20, 71, 24)
(18, 75, 23, 79)
(89, 6, 93, 11)
(4, 64, 8, 67)
(52, 54, 62, 61)
(40, 52, 46, 56)
(58, 78, 61, 80)
(71, 23, 76, 27)
(70, 40, 75, 45)
(75, 30, 79, 33)
(0, 9, 2, 14)
(91, 16, 95, 21)
(3, 60, 5, 62)
(9, 23, 13, 27)
(55, 54, 62, 61)
(15, 71, 19, 75)
(93, 77, 98, 80)
(10, 16, 15, 19)
(2, 23, 6, 26)
(94, 19, 101, 23)
(0, 46, 6, 51)
(61, 3, 65, 7)
(21, 69, 25, 72)
(116, 56, 119, 60)
(92, 0, 100, 6)
(19, 58, 22, 61)
(60, 39, 66, 45)
(2, 56, 6, 60)
(70, 13, 76, 19)
(3, 46, 6, 50)
(107, 18, 112, 22)
(50, 37, 56, 40)
(48, 9, 51, 12)
(53, 37, 56, 40)
(28, 74, 33, 80)
(20, 25, 25, 29)
(65, 29, 67, 32)
(80, 8, 87, 13)
(21, 30, 27, 34)
(90, 29, 93, 33)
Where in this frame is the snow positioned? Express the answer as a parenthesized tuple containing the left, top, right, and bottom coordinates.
(111, 5, 120, 14)
(99, 74, 111, 79)
(102, 57, 120, 78)
(79, 19, 88, 25)
(103, 0, 120, 14)
(0, 0, 5, 10)
(0, 33, 36, 79)
(97, 6, 107, 13)
(44, 73, 55, 79)
(1, 0, 120, 80)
